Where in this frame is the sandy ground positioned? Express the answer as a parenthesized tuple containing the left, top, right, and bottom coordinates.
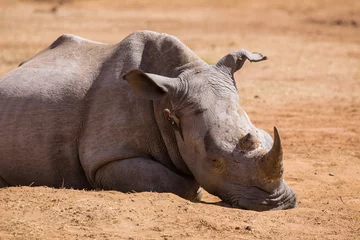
(0, 0, 359, 239)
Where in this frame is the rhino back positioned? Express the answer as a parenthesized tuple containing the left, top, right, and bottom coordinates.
(0, 34, 113, 188)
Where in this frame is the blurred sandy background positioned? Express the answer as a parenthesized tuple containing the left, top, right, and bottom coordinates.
(0, 0, 359, 239)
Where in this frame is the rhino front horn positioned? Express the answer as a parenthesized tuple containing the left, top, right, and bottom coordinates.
(257, 126, 284, 181)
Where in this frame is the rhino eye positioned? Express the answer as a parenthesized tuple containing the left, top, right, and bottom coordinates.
(193, 108, 207, 116)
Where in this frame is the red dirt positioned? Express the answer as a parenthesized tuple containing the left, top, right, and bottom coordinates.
(0, 0, 359, 239)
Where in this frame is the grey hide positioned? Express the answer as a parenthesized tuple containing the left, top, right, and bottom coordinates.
(0, 31, 296, 211)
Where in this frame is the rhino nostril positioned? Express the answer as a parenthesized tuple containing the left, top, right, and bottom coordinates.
(238, 133, 260, 151)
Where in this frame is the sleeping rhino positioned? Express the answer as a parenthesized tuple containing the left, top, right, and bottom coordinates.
(0, 30, 296, 211)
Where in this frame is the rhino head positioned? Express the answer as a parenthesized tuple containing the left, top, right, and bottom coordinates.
(124, 49, 297, 211)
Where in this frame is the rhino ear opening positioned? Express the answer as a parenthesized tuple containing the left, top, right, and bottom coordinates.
(216, 49, 267, 76)
(123, 69, 177, 100)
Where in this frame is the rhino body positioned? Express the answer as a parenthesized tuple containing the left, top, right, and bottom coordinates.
(0, 31, 296, 211)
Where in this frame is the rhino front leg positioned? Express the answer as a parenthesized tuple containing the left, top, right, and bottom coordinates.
(0, 176, 9, 188)
(94, 158, 201, 201)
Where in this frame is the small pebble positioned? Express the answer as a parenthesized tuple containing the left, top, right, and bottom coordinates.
(235, 226, 240, 230)
(329, 172, 335, 176)
(245, 226, 253, 231)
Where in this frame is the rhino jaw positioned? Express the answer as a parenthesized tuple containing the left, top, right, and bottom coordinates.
(221, 180, 297, 211)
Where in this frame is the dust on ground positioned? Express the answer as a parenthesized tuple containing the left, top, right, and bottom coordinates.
(0, 0, 359, 239)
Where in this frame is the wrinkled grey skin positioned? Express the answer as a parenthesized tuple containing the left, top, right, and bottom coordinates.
(0, 31, 296, 211)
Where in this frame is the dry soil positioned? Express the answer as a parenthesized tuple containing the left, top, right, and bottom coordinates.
(0, 0, 359, 239)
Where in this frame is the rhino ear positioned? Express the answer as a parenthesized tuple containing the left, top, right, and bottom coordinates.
(123, 69, 178, 100)
(216, 49, 267, 76)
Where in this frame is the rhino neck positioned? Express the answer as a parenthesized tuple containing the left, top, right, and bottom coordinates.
(112, 30, 206, 175)
(113, 30, 206, 78)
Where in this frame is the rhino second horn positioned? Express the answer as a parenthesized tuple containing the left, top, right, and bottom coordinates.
(238, 133, 260, 151)
(258, 126, 284, 181)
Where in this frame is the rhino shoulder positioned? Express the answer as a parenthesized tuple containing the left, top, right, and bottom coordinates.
(19, 34, 109, 67)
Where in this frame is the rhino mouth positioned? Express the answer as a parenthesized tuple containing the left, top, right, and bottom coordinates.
(220, 183, 297, 211)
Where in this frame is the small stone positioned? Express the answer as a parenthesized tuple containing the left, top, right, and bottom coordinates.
(235, 226, 240, 230)
(254, 95, 260, 99)
(329, 172, 335, 176)
(334, 19, 344, 25)
(245, 225, 253, 231)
